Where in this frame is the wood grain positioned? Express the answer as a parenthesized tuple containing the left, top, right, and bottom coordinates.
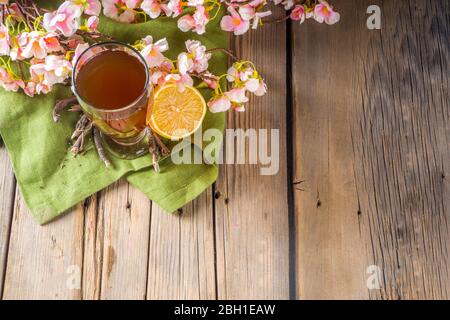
(292, 0, 450, 299)
(215, 7, 290, 299)
(0, 0, 448, 300)
(81, 194, 102, 299)
(353, 0, 450, 300)
(83, 179, 152, 300)
(292, 0, 369, 300)
(0, 141, 15, 297)
(147, 190, 216, 300)
(2, 191, 84, 300)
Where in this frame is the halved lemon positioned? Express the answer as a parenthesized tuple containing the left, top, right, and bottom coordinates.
(148, 84, 207, 140)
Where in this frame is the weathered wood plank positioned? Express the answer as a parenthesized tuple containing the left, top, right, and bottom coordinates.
(353, 0, 450, 299)
(80, 195, 101, 300)
(2, 191, 84, 300)
(147, 189, 216, 300)
(215, 7, 290, 299)
(293, 0, 450, 299)
(0, 140, 15, 297)
(83, 179, 151, 300)
(292, 0, 369, 300)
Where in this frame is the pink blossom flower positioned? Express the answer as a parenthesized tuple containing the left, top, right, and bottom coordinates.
(150, 70, 167, 86)
(313, 0, 340, 25)
(187, 0, 203, 6)
(220, 7, 250, 35)
(208, 95, 231, 113)
(0, 24, 10, 56)
(238, 5, 256, 21)
(204, 80, 218, 89)
(283, 0, 295, 10)
(3, 79, 24, 92)
(71, 42, 89, 66)
(30, 55, 72, 91)
(103, 0, 137, 23)
(255, 82, 267, 96)
(251, 10, 271, 29)
(226, 64, 253, 82)
(177, 53, 193, 75)
(84, 0, 101, 15)
(191, 6, 209, 34)
(86, 15, 99, 31)
(226, 62, 267, 97)
(125, 0, 141, 7)
(141, 0, 170, 19)
(177, 15, 195, 32)
(42, 33, 62, 53)
(212, 90, 247, 112)
(225, 87, 249, 104)
(0, 0, 8, 4)
(177, 40, 211, 74)
(9, 46, 24, 61)
(177, 6, 209, 34)
(237, 0, 271, 29)
(150, 61, 173, 86)
(245, 77, 266, 96)
(33, 80, 51, 95)
(17, 32, 44, 59)
(0, 66, 24, 92)
(167, 0, 183, 17)
(226, 65, 239, 82)
(43, 1, 82, 37)
(71, 0, 101, 15)
(23, 81, 37, 97)
(202, 73, 218, 89)
(185, 39, 211, 72)
(164, 73, 193, 92)
(19, 32, 46, 59)
(140, 36, 169, 67)
(46, 55, 73, 80)
(27, 61, 50, 94)
(290, 5, 306, 23)
(233, 105, 246, 112)
(15, 31, 62, 60)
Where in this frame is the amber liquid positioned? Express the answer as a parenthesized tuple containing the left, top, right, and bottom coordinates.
(76, 50, 148, 139)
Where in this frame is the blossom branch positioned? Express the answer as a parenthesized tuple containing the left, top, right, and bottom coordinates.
(93, 127, 111, 167)
(52, 96, 78, 122)
(206, 47, 239, 61)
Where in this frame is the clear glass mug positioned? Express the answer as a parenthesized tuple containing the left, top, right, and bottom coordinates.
(71, 42, 153, 159)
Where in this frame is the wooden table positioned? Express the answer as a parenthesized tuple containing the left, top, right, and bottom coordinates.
(0, 0, 448, 300)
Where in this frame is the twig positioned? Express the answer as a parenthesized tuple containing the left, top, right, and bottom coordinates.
(1, 5, 6, 24)
(206, 48, 239, 61)
(93, 127, 111, 167)
(68, 104, 82, 112)
(53, 96, 78, 122)
(262, 15, 291, 24)
(71, 114, 92, 154)
(152, 149, 160, 173)
(13, 1, 32, 30)
(146, 127, 160, 173)
(153, 133, 170, 156)
(75, 29, 113, 43)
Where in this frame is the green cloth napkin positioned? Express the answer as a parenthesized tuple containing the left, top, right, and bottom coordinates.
(0, 2, 227, 224)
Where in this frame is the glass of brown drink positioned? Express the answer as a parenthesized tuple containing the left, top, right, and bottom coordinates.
(72, 42, 152, 159)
